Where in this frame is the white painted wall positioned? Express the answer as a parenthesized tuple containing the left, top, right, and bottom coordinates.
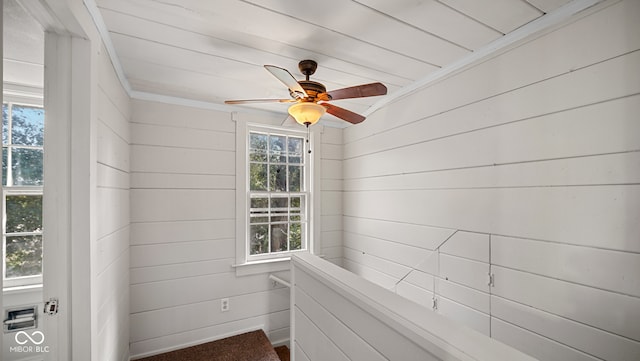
(341, 1, 640, 361)
(2, 288, 44, 361)
(95, 42, 131, 361)
(128, 100, 343, 358)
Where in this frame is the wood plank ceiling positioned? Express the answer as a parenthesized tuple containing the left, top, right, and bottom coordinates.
(94, 0, 572, 123)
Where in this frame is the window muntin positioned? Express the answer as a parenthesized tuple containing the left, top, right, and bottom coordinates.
(247, 129, 309, 260)
(2, 102, 44, 287)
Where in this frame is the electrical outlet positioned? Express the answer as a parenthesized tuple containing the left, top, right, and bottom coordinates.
(221, 298, 230, 312)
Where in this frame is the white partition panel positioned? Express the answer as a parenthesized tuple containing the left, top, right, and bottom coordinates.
(291, 253, 536, 361)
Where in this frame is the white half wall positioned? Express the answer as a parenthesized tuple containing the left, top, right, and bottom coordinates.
(341, 1, 640, 360)
(291, 253, 536, 361)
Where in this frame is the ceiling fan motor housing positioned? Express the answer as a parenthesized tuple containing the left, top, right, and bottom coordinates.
(298, 59, 318, 78)
(297, 80, 329, 101)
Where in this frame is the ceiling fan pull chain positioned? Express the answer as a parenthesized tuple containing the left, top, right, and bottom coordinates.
(306, 123, 312, 154)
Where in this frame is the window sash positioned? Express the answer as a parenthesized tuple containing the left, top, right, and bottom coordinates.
(2, 190, 44, 286)
(3, 102, 45, 188)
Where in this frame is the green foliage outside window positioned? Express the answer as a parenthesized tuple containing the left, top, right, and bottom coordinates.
(3, 104, 44, 186)
(5, 195, 43, 277)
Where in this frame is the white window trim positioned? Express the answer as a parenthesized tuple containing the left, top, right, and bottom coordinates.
(234, 117, 322, 276)
(2, 88, 45, 289)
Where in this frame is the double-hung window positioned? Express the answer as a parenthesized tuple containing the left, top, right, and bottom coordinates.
(2, 102, 45, 288)
(247, 128, 309, 260)
(236, 120, 318, 272)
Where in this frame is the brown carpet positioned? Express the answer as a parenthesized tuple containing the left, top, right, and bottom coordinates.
(137, 330, 281, 361)
(274, 346, 290, 361)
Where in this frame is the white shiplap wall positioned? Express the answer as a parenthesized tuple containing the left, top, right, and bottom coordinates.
(321, 127, 344, 266)
(342, 1, 640, 361)
(128, 100, 343, 358)
(95, 43, 131, 361)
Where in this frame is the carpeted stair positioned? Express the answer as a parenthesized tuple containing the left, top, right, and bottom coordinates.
(274, 345, 290, 361)
(137, 330, 289, 361)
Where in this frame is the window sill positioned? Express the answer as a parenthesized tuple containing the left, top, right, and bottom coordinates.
(233, 257, 291, 277)
(3, 283, 43, 295)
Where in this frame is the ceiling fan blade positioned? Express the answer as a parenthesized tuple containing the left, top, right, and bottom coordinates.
(224, 98, 297, 105)
(264, 65, 308, 98)
(323, 103, 366, 124)
(324, 82, 387, 101)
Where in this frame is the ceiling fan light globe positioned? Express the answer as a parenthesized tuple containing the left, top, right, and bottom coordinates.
(288, 102, 326, 126)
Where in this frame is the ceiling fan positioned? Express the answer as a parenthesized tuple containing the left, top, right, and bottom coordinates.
(225, 60, 387, 126)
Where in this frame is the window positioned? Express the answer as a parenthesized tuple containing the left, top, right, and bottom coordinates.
(247, 129, 309, 260)
(2, 102, 44, 288)
(235, 120, 320, 273)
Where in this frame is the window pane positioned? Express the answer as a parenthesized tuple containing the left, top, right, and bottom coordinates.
(269, 135, 286, 163)
(249, 163, 267, 191)
(289, 165, 302, 192)
(271, 197, 288, 209)
(250, 133, 267, 151)
(6, 195, 43, 233)
(2, 104, 8, 145)
(5, 235, 43, 278)
(291, 196, 301, 208)
(290, 223, 302, 250)
(2, 146, 7, 186)
(12, 148, 44, 186)
(288, 137, 303, 164)
(11, 105, 44, 146)
(250, 151, 267, 162)
(250, 197, 269, 209)
(269, 164, 287, 191)
(249, 133, 268, 162)
(250, 224, 269, 255)
(270, 224, 288, 252)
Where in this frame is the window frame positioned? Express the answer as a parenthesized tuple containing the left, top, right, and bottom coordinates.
(235, 118, 322, 276)
(2, 94, 45, 289)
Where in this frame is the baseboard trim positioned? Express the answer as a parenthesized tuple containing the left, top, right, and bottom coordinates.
(270, 337, 291, 349)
